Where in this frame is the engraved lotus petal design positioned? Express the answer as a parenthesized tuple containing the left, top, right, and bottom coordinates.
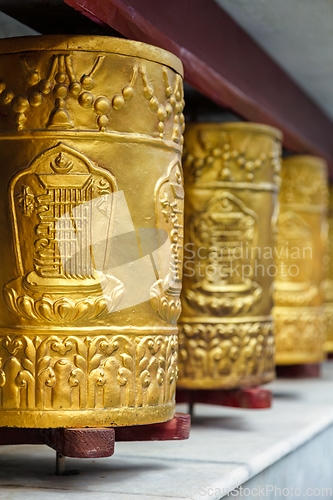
(150, 281, 182, 323)
(0, 36, 183, 428)
(3, 285, 109, 323)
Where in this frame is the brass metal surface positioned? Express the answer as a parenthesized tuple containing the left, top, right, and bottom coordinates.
(177, 122, 282, 389)
(274, 156, 328, 365)
(324, 185, 333, 353)
(0, 35, 184, 427)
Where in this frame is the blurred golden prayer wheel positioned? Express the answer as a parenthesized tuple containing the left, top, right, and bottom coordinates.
(274, 156, 328, 365)
(324, 185, 333, 355)
(0, 35, 184, 428)
(177, 122, 282, 389)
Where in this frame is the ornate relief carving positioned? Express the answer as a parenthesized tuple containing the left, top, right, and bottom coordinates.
(3, 292, 110, 323)
(0, 54, 184, 142)
(279, 160, 328, 208)
(141, 66, 184, 143)
(323, 279, 333, 303)
(325, 303, 333, 351)
(150, 160, 184, 323)
(183, 128, 281, 185)
(274, 309, 325, 358)
(0, 38, 183, 427)
(184, 192, 262, 315)
(178, 123, 280, 389)
(4, 142, 123, 323)
(274, 156, 328, 364)
(324, 186, 333, 352)
(274, 211, 317, 307)
(0, 333, 177, 410)
(177, 321, 274, 385)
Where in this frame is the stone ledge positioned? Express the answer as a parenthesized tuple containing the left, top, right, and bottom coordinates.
(1, 364, 333, 499)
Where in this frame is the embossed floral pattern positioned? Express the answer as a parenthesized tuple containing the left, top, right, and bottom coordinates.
(0, 334, 177, 410)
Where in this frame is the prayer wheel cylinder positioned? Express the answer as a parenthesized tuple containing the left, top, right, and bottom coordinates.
(177, 122, 282, 389)
(274, 156, 328, 365)
(0, 36, 184, 427)
(324, 185, 333, 355)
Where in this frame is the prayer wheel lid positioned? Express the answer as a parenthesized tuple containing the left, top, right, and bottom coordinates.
(0, 34, 184, 77)
(185, 121, 283, 141)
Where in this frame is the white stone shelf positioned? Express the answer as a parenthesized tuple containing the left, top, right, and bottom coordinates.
(2, 364, 333, 500)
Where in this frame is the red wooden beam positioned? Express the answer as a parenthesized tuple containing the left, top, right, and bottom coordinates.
(115, 412, 190, 441)
(63, 0, 333, 175)
(45, 427, 116, 458)
(0, 414, 190, 458)
(276, 364, 321, 379)
(177, 387, 272, 409)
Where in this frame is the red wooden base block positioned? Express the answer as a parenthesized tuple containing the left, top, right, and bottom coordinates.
(176, 387, 272, 409)
(0, 413, 190, 459)
(115, 413, 190, 441)
(45, 427, 115, 458)
(276, 363, 321, 378)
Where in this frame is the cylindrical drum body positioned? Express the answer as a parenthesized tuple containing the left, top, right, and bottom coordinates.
(178, 123, 282, 389)
(0, 36, 184, 427)
(324, 185, 333, 354)
(274, 156, 328, 365)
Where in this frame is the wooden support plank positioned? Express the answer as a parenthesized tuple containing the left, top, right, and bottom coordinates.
(44, 428, 115, 458)
(115, 413, 190, 441)
(0, 413, 190, 458)
(63, 0, 333, 174)
(276, 364, 321, 379)
(0, 427, 44, 445)
(177, 387, 272, 409)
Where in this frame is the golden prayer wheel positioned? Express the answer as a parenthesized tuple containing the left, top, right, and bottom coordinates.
(274, 156, 328, 365)
(177, 122, 282, 389)
(324, 185, 333, 354)
(0, 35, 184, 428)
